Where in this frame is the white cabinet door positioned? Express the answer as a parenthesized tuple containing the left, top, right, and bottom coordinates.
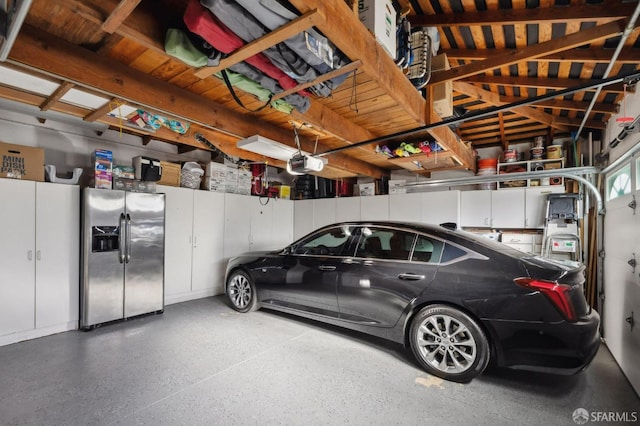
(160, 185, 195, 301)
(0, 179, 36, 335)
(35, 183, 79, 328)
(524, 186, 565, 229)
(421, 190, 460, 226)
(389, 193, 421, 222)
(294, 199, 315, 240)
(224, 193, 252, 259)
(460, 190, 492, 227)
(491, 188, 525, 228)
(250, 198, 274, 251)
(193, 191, 225, 294)
(272, 199, 294, 248)
(360, 195, 389, 221)
(313, 198, 336, 229)
(335, 197, 360, 222)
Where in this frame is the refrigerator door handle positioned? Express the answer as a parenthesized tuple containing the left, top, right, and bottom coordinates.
(125, 214, 132, 263)
(118, 213, 126, 263)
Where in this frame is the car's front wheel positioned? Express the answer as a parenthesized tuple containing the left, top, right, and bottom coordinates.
(409, 304, 489, 382)
(226, 270, 258, 313)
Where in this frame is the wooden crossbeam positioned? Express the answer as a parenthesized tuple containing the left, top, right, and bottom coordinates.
(84, 97, 126, 122)
(194, 10, 324, 79)
(101, 0, 142, 34)
(444, 48, 640, 64)
(39, 81, 74, 111)
(271, 60, 362, 102)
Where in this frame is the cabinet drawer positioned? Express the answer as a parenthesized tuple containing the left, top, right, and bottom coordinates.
(501, 233, 534, 244)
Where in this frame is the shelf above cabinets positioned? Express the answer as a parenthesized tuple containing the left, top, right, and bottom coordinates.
(497, 158, 565, 189)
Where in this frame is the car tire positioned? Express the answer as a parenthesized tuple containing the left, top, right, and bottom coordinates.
(226, 270, 258, 313)
(409, 304, 490, 382)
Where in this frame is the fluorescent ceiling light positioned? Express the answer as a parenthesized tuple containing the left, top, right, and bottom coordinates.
(237, 134, 307, 161)
(0, 64, 58, 95)
(60, 88, 110, 109)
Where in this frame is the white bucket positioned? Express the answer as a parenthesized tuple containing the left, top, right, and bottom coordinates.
(477, 167, 497, 190)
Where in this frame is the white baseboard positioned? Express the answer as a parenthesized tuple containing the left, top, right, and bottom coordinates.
(165, 288, 223, 306)
(0, 321, 78, 347)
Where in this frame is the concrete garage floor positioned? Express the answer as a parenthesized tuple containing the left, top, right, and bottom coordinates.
(1, 297, 638, 426)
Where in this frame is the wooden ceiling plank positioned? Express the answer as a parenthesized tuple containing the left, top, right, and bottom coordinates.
(408, 1, 636, 27)
(39, 81, 75, 112)
(194, 9, 324, 79)
(288, 0, 426, 124)
(84, 97, 126, 122)
(501, 96, 618, 114)
(430, 19, 627, 84)
(101, 0, 142, 34)
(463, 75, 628, 93)
(10, 25, 386, 179)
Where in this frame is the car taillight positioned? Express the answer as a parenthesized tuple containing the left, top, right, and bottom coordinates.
(514, 277, 577, 321)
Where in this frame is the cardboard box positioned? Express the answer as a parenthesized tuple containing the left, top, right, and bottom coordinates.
(279, 185, 291, 199)
(92, 149, 113, 172)
(0, 142, 45, 181)
(359, 182, 375, 196)
(388, 179, 406, 194)
(113, 165, 135, 180)
(94, 171, 112, 189)
(157, 161, 181, 187)
(431, 54, 453, 118)
(358, 0, 396, 59)
(202, 175, 225, 192)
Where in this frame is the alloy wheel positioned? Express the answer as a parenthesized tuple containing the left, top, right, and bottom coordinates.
(414, 313, 478, 374)
(228, 273, 252, 309)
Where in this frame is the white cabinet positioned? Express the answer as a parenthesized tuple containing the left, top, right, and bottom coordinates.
(421, 190, 460, 225)
(35, 183, 80, 329)
(0, 180, 79, 345)
(313, 198, 337, 229)
(162, 185, 195, 301)
(491, 188, 525, 228)
(161, 185, 225, 303)
(360, 195, 389, 221)
(224, 193, 252, 259)
(390, 193, 421, 222)
(294, 199, 315, 240)
(460, 190, 492, 227)
(192, 191, 225, 294)
(0, 179, 36, 336)
(271, 199, 294, 249)
(461, 188, 564, 229)
(335, 197, 360, 222)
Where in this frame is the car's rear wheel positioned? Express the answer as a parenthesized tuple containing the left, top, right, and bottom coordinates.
(409, 304, 489, 382)
(226, 270, 258, 313)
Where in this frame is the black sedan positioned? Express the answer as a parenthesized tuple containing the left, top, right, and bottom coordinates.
(224, 221, 600, 382)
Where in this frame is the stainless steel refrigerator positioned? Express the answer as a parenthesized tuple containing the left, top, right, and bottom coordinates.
(81, 188, 165, 329)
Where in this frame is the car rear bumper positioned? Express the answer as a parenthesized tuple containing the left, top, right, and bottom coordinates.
(486, 309, 601, 374)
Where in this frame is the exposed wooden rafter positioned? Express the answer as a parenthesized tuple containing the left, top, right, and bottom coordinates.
(101, 0, 143, 34)
(409, 1, 637, 27)
(430, 19, 628, 84)
(39, 81, 74, 111)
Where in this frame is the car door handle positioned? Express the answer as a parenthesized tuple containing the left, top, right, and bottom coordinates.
(318, 265, 336, 271)
(398, 273, 425, 281)
(342, 258, 360, 265)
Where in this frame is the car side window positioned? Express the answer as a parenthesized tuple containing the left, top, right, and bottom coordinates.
(411, 235, 444, 263)
(292, 225, 355, 256)
(355, 227, 416, 260)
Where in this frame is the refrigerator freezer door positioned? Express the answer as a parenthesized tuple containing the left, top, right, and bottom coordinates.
(124, 192, 165, 318)
(81, 189, 126, 328)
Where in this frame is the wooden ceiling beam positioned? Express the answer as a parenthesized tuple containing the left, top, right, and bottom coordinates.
(409, 1, 636, 27)
(39, 81, 74, 112)
(501, 97, 618, 114)
(101, 0, 142, 34)
(453, 81, 570, 131)
(430, 19, 628, 84)
(288, 0, 426, 124)
(461, 75, 627, 93)
(9, 25, 386, 179)
(444, 48, 640, 64)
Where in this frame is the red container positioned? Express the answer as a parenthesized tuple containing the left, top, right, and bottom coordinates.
(477, 158, 498, 169)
